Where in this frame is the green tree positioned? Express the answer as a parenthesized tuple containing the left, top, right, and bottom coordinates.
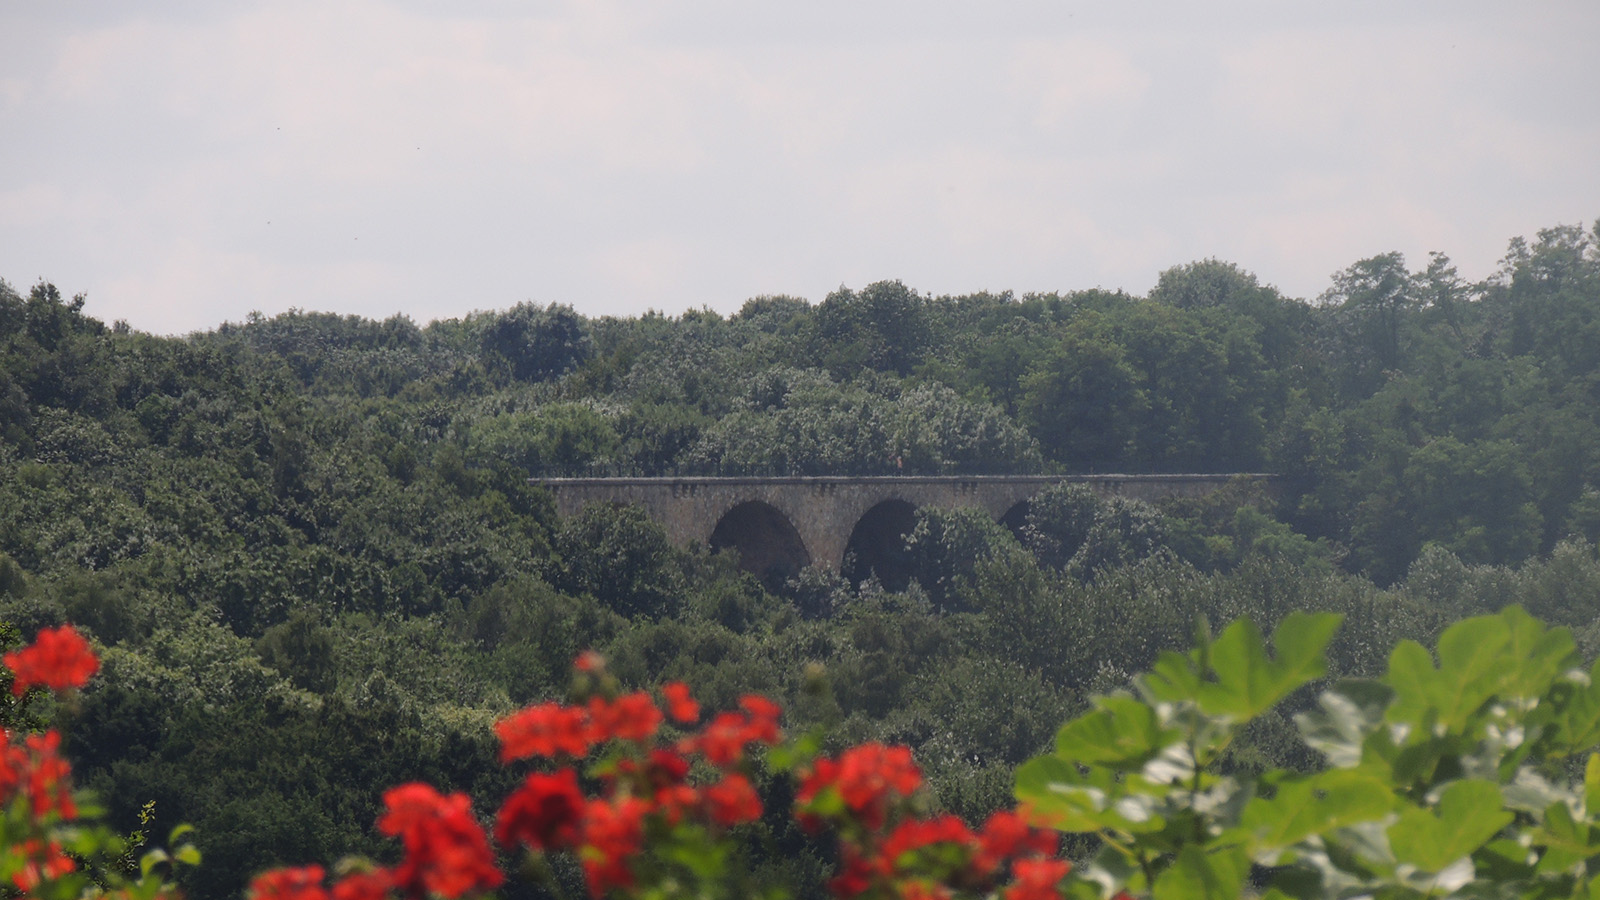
(902, 506, 1021, 612)
(813, 281, 933, 376)
(481, 302, 594, 383)
(1020, 322, 1146, 471)
(549, 504, 684, 619)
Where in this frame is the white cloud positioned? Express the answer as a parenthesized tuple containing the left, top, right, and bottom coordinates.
(0, 1, 1596, 332)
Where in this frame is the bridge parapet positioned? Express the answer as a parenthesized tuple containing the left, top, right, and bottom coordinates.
(533, 474, 1272, 576)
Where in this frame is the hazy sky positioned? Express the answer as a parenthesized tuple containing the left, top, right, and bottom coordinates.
(2, 1, 1597, 335)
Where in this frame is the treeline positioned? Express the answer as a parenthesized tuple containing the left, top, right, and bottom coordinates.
(0, 220, 1598, 898)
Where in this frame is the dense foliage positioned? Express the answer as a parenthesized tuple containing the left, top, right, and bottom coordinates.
(2, 219, 1600, 897)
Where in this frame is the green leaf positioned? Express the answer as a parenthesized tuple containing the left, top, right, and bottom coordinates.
(1535, 801, 1597, 875)
(1388, 779, 1512, 872)
(1586, 754, 1600, 817)
(1389, 610, 1576, 735)
(1015, 755, 1168, 835)
(1198, 612, 1342, 721)
(139, 848, 169, 878)
(1552, 661, 1600, 754)
(1494, 607, 1576, 700)
(1239, 770, 1394, 863)
(1384, 640, 1441, 729)
(1142, 649, 1204, 704)
(1152, 844, 1249, 900)
(1054, 694, 1176, 770)
(1295, 679, 1393, 769)
(174, 844, 202, 866)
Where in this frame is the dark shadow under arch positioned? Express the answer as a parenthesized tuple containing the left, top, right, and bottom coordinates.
(709, 501, 812, 584)
(842, 499, 918, 592)
(999, 500, 1031, 541)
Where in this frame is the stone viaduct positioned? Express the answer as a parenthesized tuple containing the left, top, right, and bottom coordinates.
(535, 474, 1269, 580)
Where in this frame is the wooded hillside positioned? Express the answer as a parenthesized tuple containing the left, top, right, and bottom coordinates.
(3, 220, 1599, 898)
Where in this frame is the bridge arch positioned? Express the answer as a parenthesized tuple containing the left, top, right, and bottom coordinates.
(842, 498, 918, 591)
(999, 500, 1031, 540)
(708, 500, 812, 583)
(539, 475, 1271, 573)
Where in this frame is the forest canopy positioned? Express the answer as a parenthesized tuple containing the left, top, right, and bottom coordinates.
(3, 219, 1600, 898)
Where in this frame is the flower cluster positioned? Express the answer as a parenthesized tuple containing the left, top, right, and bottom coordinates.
(380, 784, 503, 898)
(4, 624, 98, 697)
(492, 664, 782, 898)
(249, 656, 789, 900)
(0, 729, 78, 822)
(0, 624, 191, 898)
(0, 626, 97, 893)
(246, 784, 504, 900)
(247, 863, 396, 900)
(244, 650, 1077, 900)
(797, 746, 1067, 900)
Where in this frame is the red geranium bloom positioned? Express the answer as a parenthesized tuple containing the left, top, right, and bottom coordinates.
(662, 682, 699, 723)
(248, 865, 329, 900)
(588, 692, 663, 744)
(899, 881, 953, 900)
(496, 703, 593, 761)
(11, 838, 76, 893)
(974, 810, 1058, 875)
(331, 868, 393, 900)
(706, 773, 762, 826)
(496, 769, 585, 851)
(0, 730, 78, 820)
(579, 797, 646, 898)
(574, 650, 605, 672)
(799, 743, 922, 831)
(696, 711, 756, 767)
(5, 625, 98, 696)
(651, 783, 700, 825)
(644, 748, 690, 787)
(1003, 857, 1072, 900)
(881, 815, 974, 866)
(827, 847, 884, 898)
(738, 695, 782, 744)
(379, 783, 504, 899)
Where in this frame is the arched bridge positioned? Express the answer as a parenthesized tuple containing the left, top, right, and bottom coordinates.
(536, 475, 1269, 580)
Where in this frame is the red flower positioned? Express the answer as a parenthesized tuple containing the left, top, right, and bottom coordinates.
(651, 783, 700, 825)
(0, 729, 78, 821)
(706, 773, 763, 826)
(697, 711, 756, 767)
(827, 849, 882, 898)
(881, 815, 974, 866)
(662, 682, 699, 723)
(248, 866, 329, 900)
(644, 748, 690, 787)
(11, 838, 76, 893)
(5, 625, 98, 696)
(899, 882, 953, 900)
(974, 810, 1058, 875)
(574, 650, 605, 672)
(798, 743, 922, 831)
(331, 869, 394, 900)
(496, 703, 593, 761)
(587, 692, 663, 744)
(825, 839, 889, 896)
(378, 783, 504, 899)
(1003, 857, 1072, 900)
(496, 769, 585, 852)
(579, 797, 646, 898)
(738, 695, 782, 744)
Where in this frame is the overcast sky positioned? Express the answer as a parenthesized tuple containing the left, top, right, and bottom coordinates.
(2, 1, 1597, 335)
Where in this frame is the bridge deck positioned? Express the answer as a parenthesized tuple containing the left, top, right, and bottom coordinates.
(533, 474, 1271, 486)
(532, 474, 1274, 574)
